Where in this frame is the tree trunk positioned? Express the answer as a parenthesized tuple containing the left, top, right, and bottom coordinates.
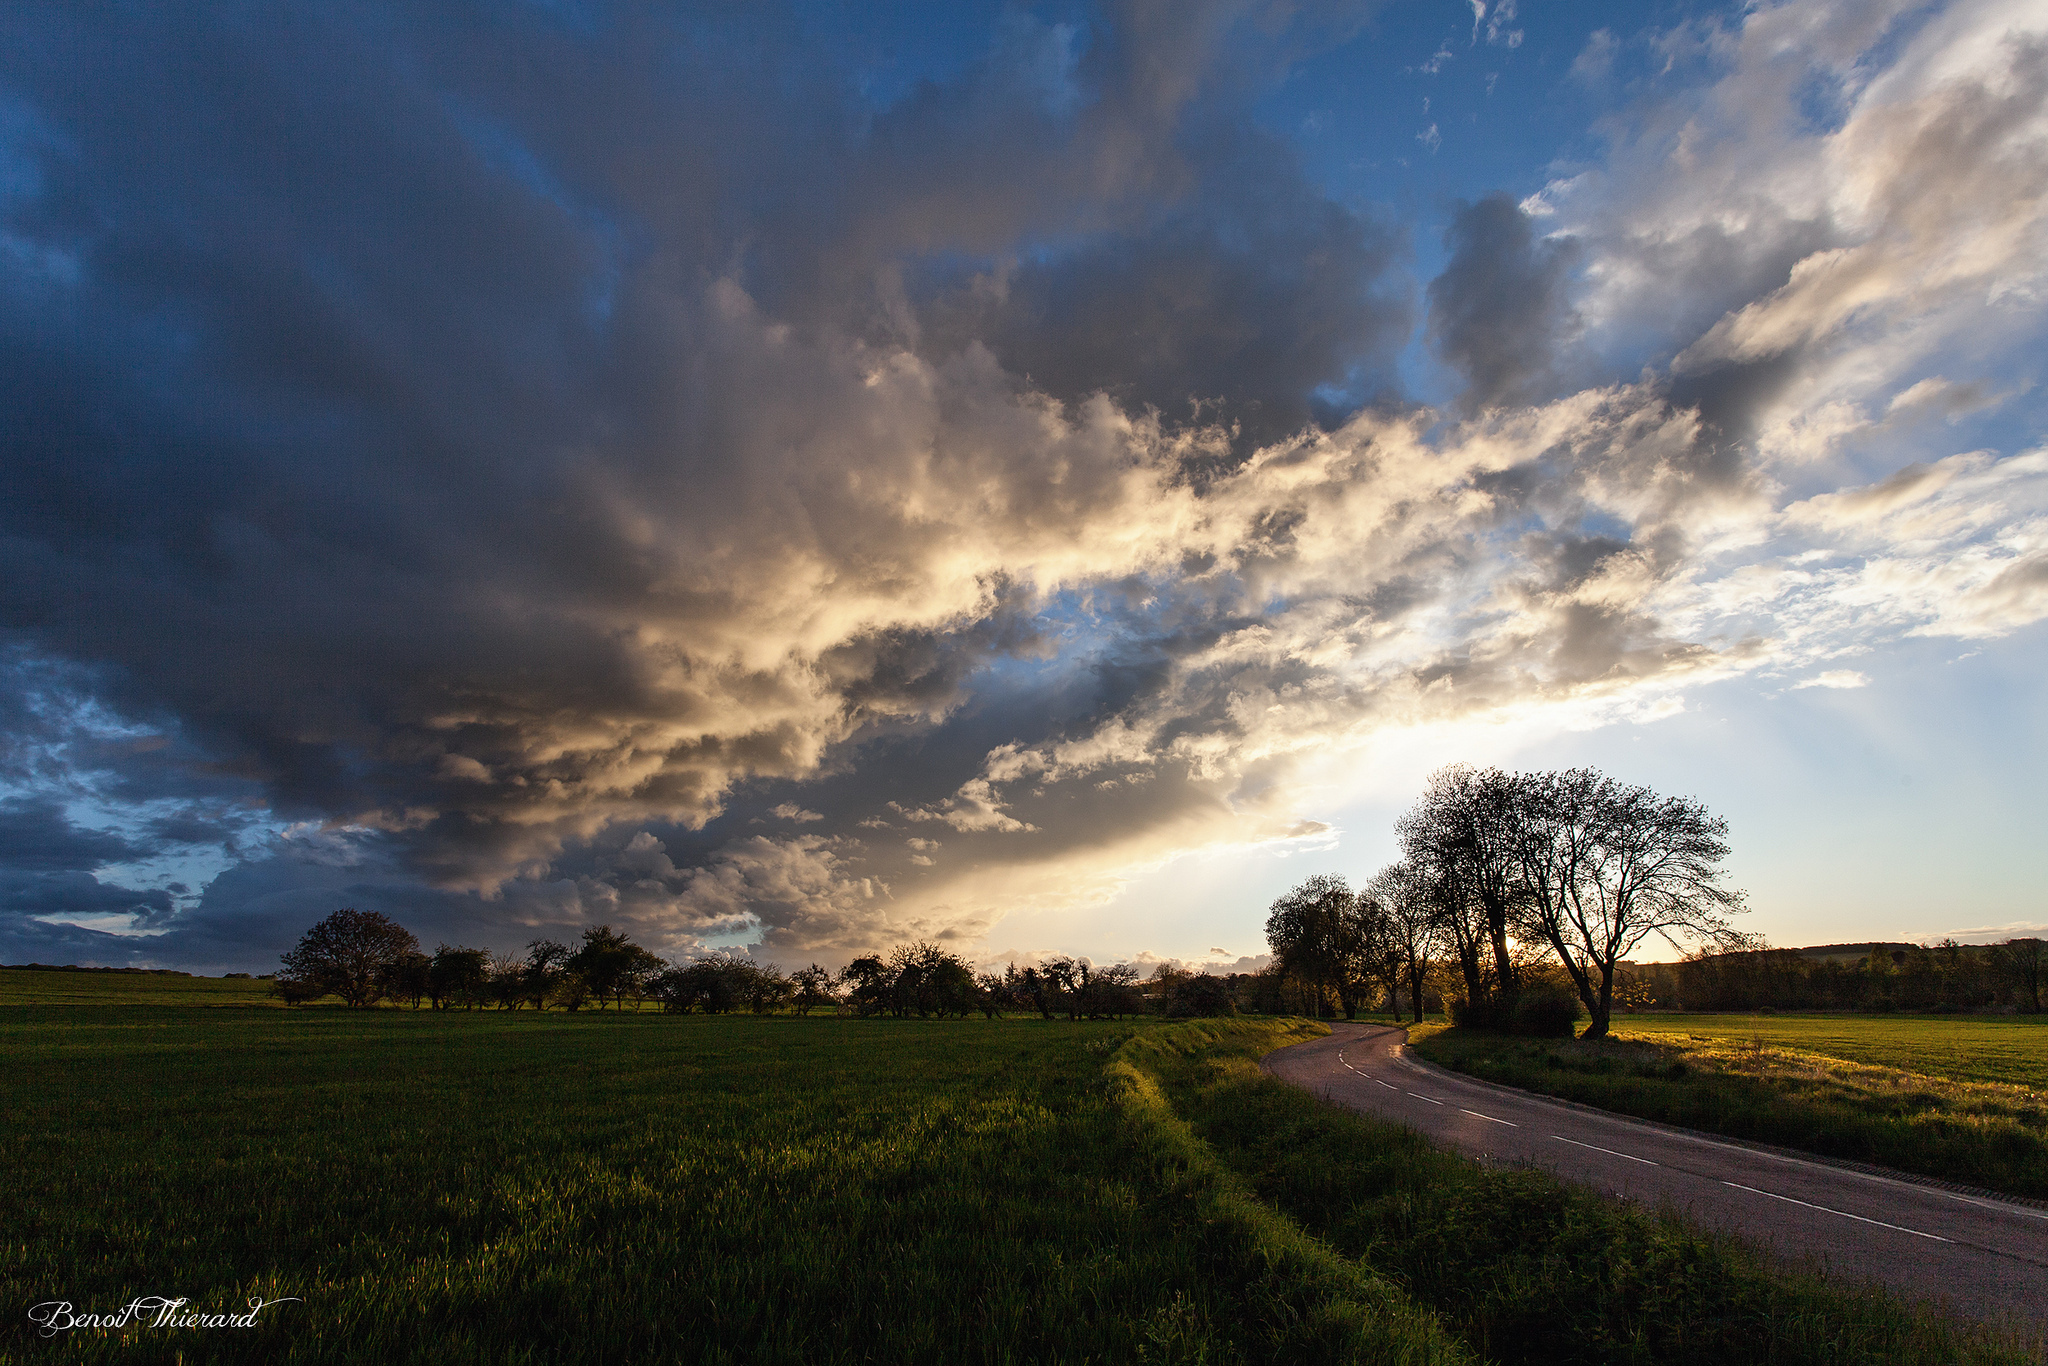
(1487, 916, 1517, 1001)
(1583, 962, 1615, 1038)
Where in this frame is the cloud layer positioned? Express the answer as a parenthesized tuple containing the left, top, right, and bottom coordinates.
(2, 0, 2043, 969)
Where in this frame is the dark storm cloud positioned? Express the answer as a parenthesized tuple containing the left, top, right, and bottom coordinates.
(1426, 193, 1578, 412)
(0, 799, 141, 871)
(922, 120, 1410, 448)
(0, 0, 1424, 957)
(6, 0, 2032, 968)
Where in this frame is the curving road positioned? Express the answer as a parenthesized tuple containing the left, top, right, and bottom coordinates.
(1263, 1023, 2048, 1338)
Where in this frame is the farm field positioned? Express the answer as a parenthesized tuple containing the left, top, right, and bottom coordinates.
(1613, 1013, 2048, 1089)
(1, 1001, 2027, 1365)
(0, 969, 278, 1008)
(1411, 1014, 2048, 1200)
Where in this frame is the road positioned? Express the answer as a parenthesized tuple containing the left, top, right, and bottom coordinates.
(1263, 1023, 2048, 1338)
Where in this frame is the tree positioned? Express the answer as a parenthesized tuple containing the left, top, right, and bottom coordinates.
(1015, 965, 1056, 1019)
(1513, 768, 1745, 1038)
(745, 963, 792, 1015)
(1397, 766, 1525, 1010)
(1264, 874, 1383, 1018)
(1081, 963, 1142, 1018)
(279, 908, 420, 1007)
(1160, 971, 1236, 1017)
(429, 945, 491, 1010)
(791, 964, 837, 1016)
(886, 942, 978, 1018)
(271, 976, 324, 1007)
(523, 939, 572, 1010)
(1369, 860, 1443, 1024)
(380, 950, 431, 1009)
(1037, 956, 1091, 1020)
(1995, 938, 2046, 1013)
(568, 925, 662, 1010)
(839, 955, 894, 1017)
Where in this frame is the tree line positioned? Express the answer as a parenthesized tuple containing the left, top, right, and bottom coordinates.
(1651, 938, 2047, 1014)
(1260, 763, 2048, 1033)
(1262, 764, 1747, 1038)
(274, 910, 1229, 1018)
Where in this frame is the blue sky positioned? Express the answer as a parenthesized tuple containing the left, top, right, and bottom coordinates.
(1, 0, 2043, 972)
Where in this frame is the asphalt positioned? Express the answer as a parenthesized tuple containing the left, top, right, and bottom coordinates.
(1262, 1022, 2048, 1342)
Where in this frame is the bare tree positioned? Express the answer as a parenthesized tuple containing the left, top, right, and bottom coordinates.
(1513, 768, 1745, 1038)
(1397, 766, 1524, 1008)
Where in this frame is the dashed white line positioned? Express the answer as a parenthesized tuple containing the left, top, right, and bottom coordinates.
(1720, 1181, 1950, 1242)
(1407, 1091, 1445, 1105)
(1461, 1109, 1517, 1126)
(1552, 1134, 1659, 1166)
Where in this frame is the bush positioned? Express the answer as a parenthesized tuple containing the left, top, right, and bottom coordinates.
(1165, 974, 1238, 1018)
(1510, 987, 1584, 1039)
(1449, 995, 1511, 1031)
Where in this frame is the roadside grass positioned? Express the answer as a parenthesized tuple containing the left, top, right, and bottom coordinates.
(1410, 1023, 2048, 1201)
(1, 1007, 1469, 1366)
(1123, 1019, 2027, 1366)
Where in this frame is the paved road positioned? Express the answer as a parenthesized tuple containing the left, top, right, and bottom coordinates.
(1263, 1023, 2048, 1338)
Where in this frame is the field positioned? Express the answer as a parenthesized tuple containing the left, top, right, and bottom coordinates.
(1, 981, 2028, 1365)
(1410, 1013, 2048, 1200)
(0, 970, 277, 1008)
(1613, 1013, 2048, 1089)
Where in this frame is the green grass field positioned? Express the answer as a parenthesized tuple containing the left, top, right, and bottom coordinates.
(1613, 1013, 2048, 1089)
(1412, 1014, 2048, 1200)
(0, 987, 2028, 1364)
(0, 970, 278, 1008)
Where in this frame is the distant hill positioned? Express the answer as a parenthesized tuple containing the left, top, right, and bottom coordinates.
(1793, 943, 1912, 962)
(0, 963, 193, 976)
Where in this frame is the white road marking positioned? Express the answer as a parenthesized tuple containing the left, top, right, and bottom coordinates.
(1407, 1092, 1445, 1105)
(1720, 1181, 1950, 1242)
(1552, 1134, 1659, 1166)
(1374, 1078, 1398, 1090)
(1937, 1189, 2048, 1221)
(1461, 1109, 1517, 1126)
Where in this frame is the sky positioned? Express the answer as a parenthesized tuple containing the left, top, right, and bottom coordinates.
(1, 0, 2043, 975)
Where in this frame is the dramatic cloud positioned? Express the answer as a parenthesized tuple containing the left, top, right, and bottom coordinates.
(2, 0, 2043, 969)
(1427, 193, 1580, 411)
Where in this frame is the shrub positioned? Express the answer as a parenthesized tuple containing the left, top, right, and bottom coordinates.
(1449, 994, 1511, 1031)
(1511, 986, 1584, 1038)
(1165, 974, 1238, 1018)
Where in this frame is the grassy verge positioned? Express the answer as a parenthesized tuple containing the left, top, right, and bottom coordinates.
(1117, 1018, 2026, 1366)
(1410, 1024, 2048, 1201)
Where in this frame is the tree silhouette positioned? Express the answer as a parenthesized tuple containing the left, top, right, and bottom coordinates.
(1513, 768, 1744, 1038)
(279, 909, 421, 1007)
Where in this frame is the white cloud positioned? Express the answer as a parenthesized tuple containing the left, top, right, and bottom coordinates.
(1792, 669, 1870, 689)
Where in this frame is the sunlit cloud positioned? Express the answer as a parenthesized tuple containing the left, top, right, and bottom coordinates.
(2, 0, 2043, 968)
